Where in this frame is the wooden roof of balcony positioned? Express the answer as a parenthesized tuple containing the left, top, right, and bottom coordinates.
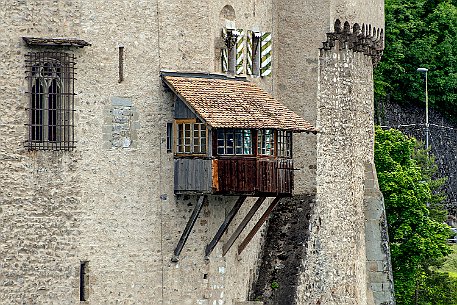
(162, 72, 317, 133)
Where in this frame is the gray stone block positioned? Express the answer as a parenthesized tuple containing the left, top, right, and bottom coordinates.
(111, 96, 132, 107)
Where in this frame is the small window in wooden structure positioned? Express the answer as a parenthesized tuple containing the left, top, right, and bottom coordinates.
(217, 129, 252, 155)
(175, 120, 207, 154)
(167, 122, 173, 153)
(277, 130, 292, 158)
(25, 51, 75, 150)
(257, 129, 275, 156)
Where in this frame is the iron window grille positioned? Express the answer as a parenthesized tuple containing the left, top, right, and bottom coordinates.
(25, 51, 76, 151)
(217, 129, 252, 155)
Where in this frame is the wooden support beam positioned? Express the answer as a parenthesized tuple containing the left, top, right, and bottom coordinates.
(205, 195, 247, 258)
(237, 196, 282, 255)
(222, 196, 266, 256)
(171, 195, 206, 262)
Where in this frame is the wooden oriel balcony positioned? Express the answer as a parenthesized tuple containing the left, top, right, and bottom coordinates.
(174, 157, 294, 195)
(162, 73, 317, 260)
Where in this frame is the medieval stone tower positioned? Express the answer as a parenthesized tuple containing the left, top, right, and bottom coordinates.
(0, 1, 392, 305)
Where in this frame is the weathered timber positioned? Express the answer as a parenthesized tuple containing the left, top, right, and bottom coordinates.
(238, 196, 282, 254)
(222, 196, 266, 256)
(277, 159, 293, 193)
(175, 157, 294, 195)
(174, 98, 198, 119)
(216, 158, 257, 193)
(205, 195, 247, 258)
(174, 158, 212, 193)
(257, 159, 293, 194)
(172, 195, 206, 262)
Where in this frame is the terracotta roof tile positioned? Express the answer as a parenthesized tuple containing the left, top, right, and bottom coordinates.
(163, 75, 316, 133)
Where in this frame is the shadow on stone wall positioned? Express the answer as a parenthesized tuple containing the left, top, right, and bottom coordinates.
(250, 195, 314, 305)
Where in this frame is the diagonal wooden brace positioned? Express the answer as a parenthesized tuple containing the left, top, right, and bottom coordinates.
(238, 196, 282, 255)
(222, 196, 266, 256)
(205, 195, 247, 258)
(171, 195, 206, 262)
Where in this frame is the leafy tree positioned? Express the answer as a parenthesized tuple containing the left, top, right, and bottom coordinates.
(374, 127, 453, 304)
(416, 271, 457, 305)
(374, 0, 457, 117)
(412, 142, 448, 222)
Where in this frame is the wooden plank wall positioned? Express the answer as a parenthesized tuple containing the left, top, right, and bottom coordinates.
(257, 159, 277, 193)
(217, 158, 257, 193)
(174, 159, 212, 193)
(277, 159, 293, 194)
(174, 98, 198, 119)
(174, 158, 294, 194)
(217, 158, 293, 194)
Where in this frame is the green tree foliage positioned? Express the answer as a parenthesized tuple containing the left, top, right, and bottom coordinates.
(374, 0, 457, 116)
(417, 271, 457, 305)
(374, 127, 454, 304)
(412, 142, 448, 222)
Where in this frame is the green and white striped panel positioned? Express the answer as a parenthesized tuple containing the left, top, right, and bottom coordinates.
(246, 30, 253, 75)
(260, 32, 272, 77)
(221, 28, 228, 72)
(235, 29, 245, 75)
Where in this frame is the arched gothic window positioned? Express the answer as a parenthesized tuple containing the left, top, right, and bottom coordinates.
(25, 52, 75, 150)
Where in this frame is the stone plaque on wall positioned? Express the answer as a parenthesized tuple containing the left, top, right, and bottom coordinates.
(103, 97, 139, 149)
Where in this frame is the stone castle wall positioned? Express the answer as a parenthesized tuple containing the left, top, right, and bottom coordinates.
(0, 1, 388, 304)
(297, 46, 377, 305)
(0, 1, 275, 304)
(272, 0, 387, 303)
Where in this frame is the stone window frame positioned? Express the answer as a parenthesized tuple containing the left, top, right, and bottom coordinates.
(25, 51, 76, 151)
(251, 31, 262, 76)
(222, 28, 240, 74)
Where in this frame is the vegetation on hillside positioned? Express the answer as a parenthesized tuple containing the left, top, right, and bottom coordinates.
(374, 0, 457, 117)
(374, 127, 457, 304)
(437, 244, 457, 278)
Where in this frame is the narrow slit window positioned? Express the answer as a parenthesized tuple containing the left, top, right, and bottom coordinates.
(252, 32, 261, 76)
(228, 38, 236, 74)
(166, 122, 173, 153)
(80, 261, 89, 301)
(118, 46, 124, 83)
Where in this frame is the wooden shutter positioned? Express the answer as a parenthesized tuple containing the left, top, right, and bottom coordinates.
(235, 29, 245, 75)
(246, 30, 253, 75)
(260, 32, 272, 77)
(221, 28, 228, 72)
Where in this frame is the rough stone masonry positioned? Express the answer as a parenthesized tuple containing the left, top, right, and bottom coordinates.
(0, 0, 392, 304)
